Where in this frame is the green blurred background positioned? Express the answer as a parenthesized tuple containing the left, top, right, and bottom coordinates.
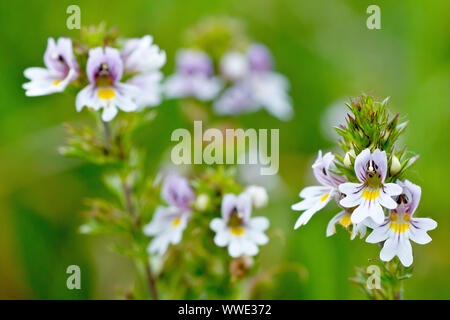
(0, 0, 448, 299)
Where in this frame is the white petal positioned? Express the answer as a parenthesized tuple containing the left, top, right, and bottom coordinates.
(101, 105, 118, 122)
(354, 149, 371, 182)
(291, 197, 318, 211)
(210, 218, 226, 232)
(408, 228, 432, 245)
(326, 211, 346, 237)
(294, 195, 331, 229)
(164, 74, 187, 98)
(148, 235, 169, 256)
(384, 183, 403, 196)
(339, 193, 362, 208)
(351, 204, 368, 224)
(115, 83, 139, 112)
(412, 217, 437, 231)
(214, 230, 230, 247)
(361, 217, 381, 229)
(228, 239, 243, 258)
(338, 182, 361, 195)
(299, 186, 331, 198)
(251, 73, 293, 121)
(249, 217, 269, 231)
(191, 75, 223, 100)
(366, 222, 390, 243)
(170, 229, 183, 245)
(24, 67, 52, 80)
(242, 238, 259, 256)
(371, 201, 386, 224)
(248, 229, 269, 245)
(76, 84, 97, 111)
(379, 237, 397, 262)
(350, 199, 385, 225)
(378, 190, 398, 209)
(397, 237, 413, 267)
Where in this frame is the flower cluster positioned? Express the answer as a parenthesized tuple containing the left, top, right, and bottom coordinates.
(24, 33, 165, 121)
(164, 18, 293, 121)
(24, 23, 292, 123)
(214, 44, 293, 121)
(22, 21, 279, 300)
(143, 174, 270, 258)
(292, 96, 437, 267)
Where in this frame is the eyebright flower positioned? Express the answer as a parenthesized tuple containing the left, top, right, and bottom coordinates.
(121, 35, 166, 109)
(326, 210, 368, 240)
(23, 37, 79, 96)
(120, 35, 166, 74)
(214, 44, 293, 121)
(144, 174, 195, 256)
(165, 49, 222, 101)
(210, 193, 269, 258)
(291, 151, 346, 229)
(143, 206, 189, 256)
(76, 47, 138, 122)
(161, 174, 196, 210)
(366, 180, 437, 267)
(339, 148, 403, 225)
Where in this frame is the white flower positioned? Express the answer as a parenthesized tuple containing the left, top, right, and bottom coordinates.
(165, 50, 222, 101)
(249, 72, 293, 121)
(244, 185, 268, 208)
(326, 210, 368, 240)
(210, 193, 269, 258)
(366, 180, 437, 267)
(143, 206, 189, 256)
(23, 37, 79, 96)
(121, 35, 166, 110)
(215, 45, 293, 121)
(143, 174, 195, 256)
(339, 148, 403, 225)
(121, 35, 166, 74)
(291, 151, 346, 229)
(76, 47, 139, 122)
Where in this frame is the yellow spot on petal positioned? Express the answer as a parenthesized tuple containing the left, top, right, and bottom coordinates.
(172, 217, 181, 227)
(53, 79, 62, 86)
(404, 214, 411, 222)
(339, 215, 352, 227)
(390, 222, 410, 233)
(361, 189, 380, 201)
(320, 194, 329, 202)
(230, 226, 245, 236)
(97, 88, 116, 100)
(390, 213, 398, 221)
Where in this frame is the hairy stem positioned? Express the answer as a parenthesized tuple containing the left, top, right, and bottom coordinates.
(121, 178, 159, 300)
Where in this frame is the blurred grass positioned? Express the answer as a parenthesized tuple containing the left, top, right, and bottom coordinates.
(0, 0, 448, 299)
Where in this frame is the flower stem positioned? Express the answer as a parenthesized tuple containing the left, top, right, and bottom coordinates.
(145, 260, 159, 300)
(121, 177, 159, 300)
(121, 179, 138, 225)
(102, 120, 112, 152)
